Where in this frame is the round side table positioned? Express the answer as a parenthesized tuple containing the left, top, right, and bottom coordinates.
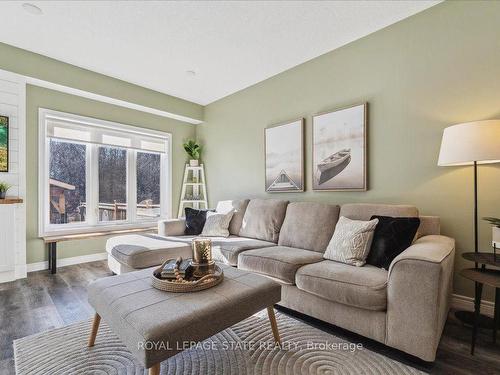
(460, 252, 500, 355)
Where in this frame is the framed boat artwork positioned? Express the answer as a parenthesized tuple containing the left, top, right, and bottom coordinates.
(312, 103, 367, 191)
(265, 118, 304, 192)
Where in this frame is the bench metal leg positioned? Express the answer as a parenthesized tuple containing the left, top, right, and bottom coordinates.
(88, 313, 101, 347)
(148, 363, 160, 375)
(48, 242, 57, 274)
(267, 306, 281, 346)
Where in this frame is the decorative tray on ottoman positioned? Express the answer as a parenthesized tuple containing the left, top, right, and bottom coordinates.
(151, 259, 224, 293)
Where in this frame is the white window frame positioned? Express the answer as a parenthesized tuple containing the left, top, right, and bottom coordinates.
(38, 108, 172, 236)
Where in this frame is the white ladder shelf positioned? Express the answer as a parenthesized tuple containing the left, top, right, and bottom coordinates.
(178, 164, 208, 218)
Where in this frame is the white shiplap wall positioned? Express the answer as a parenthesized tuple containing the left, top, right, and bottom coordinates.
(0, 69, 26, 282)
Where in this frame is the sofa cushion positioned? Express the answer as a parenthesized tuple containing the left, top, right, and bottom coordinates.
(340, 203, 418, 221)
(239, 198, 289, 243)
(212, 237, 277, 266)
(296, 260, 388, 311)
(106, 234, 192, 269)
(238, 246, 323, 284)
(216, 199, 250, 235)
(278, 202, 340, 252)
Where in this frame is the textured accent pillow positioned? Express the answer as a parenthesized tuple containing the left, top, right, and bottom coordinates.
(201, 211, 235, 237)
(184, 207, 209, 235)
(367, 215, 421, 270)
(323, 216, 379, 267)
(216, 199, 250, 235)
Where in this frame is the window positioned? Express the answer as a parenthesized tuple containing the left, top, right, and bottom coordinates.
(39, 109, 171, 236)
(49, 139, 86, 224)
(137, 152, 161, 219)
(98, 146, 127, 222)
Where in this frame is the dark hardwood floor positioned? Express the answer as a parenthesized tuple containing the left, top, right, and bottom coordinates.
(0, 261, 498, 374)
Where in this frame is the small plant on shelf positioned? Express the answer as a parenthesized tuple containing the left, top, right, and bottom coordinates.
(0, 181, 12, 199)
(183, 139, 202, 167)
(483, 217, 500, 227)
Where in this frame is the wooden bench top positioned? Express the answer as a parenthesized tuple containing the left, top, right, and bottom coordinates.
(43, 226, 156, 243)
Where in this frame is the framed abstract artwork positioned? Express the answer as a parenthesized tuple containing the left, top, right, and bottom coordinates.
(0, 115, 8, 172)
(312, 103, 367, 191)
(265, 118, 304, 192)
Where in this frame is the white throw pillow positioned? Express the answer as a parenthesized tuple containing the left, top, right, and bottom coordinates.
(324, 216, 379, 267)
(201, 210, 235, 237)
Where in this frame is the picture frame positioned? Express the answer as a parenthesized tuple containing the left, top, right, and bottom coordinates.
(265, 118, 304, 192)
(0, 115, 8, 173)
(312, 103, 367, 191)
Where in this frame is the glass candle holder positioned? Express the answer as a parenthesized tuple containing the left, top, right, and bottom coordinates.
(191, 238, 213, 266)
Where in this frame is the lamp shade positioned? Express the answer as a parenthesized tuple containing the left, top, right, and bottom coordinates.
(438, 120, 500, 166)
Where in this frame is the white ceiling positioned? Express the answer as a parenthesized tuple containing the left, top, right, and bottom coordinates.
(0, 1, 439, 105)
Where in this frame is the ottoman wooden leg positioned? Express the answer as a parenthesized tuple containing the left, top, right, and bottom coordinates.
(267, 306, 281, 345)
(148, 363, 160, 375)
(88, 313, 101, 347)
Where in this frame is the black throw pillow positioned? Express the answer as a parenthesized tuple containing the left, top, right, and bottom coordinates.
(184, 207, 209, 235)
(366, 215, 420, 270)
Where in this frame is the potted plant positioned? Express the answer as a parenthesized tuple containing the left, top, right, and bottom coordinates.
(483, 217, 500, 243)
(183, 139, 202, 167)
(0, 181, 12, 199)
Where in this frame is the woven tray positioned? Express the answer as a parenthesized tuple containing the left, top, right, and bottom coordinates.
(151, 261, 224, 293)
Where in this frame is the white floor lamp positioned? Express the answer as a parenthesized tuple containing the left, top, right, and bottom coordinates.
(438, 119, 500, 326)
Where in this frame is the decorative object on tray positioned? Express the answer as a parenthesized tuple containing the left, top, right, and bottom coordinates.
(312, 103, 367, 191)
(183, 139, 202, 167)
(151, 257, 224, 293)
(265, 118, 304, 192)
(0, 181, 12, 199)
(153, 258, 194, 280)
(191, 237, 216, 277)
(0, 115, 8, 172)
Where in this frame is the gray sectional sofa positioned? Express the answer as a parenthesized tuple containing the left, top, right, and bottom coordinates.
(106, 198, 455, 362)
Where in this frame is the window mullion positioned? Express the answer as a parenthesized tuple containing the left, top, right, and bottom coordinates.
(128, 150, 137, 223)
(87, 144, 98, 225)
(160, 152, 168, 219)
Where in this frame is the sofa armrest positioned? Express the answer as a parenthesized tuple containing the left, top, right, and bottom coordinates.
(157, 218, 186, 236)
(386, 235, 455, 361)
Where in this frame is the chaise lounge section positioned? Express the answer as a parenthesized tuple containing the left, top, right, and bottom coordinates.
(106, 198, 455, 362)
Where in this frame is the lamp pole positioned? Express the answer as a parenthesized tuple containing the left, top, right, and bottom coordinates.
(473, 161, 478, 268)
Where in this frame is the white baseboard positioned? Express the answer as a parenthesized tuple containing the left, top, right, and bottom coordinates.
(27, 252, 108, 273)
(15, 264, 27, 279)
(451, 293, 495, 317)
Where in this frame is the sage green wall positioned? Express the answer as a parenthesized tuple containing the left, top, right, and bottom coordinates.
(197, 1, 500, 301)
(0, 42, 200, 264)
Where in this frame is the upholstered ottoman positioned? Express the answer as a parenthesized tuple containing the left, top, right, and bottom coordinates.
(87, 264, 282, 374)
(106, 234, 192, 274)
